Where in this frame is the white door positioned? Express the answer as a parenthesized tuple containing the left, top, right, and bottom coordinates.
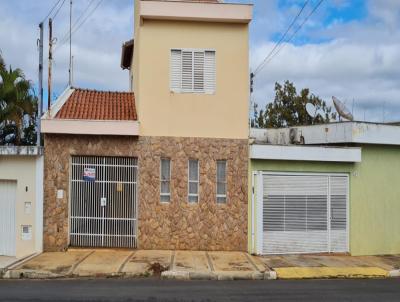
(259, 173, 348, 255)
(0, 180, 17, 256)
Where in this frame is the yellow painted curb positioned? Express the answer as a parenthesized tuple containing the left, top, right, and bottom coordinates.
(274, 267, 389, 279)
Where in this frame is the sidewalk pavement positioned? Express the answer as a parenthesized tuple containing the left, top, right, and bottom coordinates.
(2, 250, 399, 280)
(0, 256, 17, 277)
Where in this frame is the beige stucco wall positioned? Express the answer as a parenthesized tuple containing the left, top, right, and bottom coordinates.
(0, 156, 42, 258)
(132, 8, 250, 139)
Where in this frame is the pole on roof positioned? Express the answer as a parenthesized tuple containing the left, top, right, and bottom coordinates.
(68, 0, 72, 86)
(37, 22, 44, 146)
(48, 18, 53, 113)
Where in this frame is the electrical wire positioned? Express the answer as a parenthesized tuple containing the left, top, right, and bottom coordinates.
(57, 0, 96, 48)
(254, 0, 309, 75)
(40, 0, 62, 24)
(55, 0, 103, 52)
(51, 0, 67, 20)
(254, 0, 325, 75)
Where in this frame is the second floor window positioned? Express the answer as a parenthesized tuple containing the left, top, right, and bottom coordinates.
(170, 49, 216, 94)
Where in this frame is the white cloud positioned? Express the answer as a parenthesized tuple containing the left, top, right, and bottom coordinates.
(251, 0, 400, 122)
(0, 0, 133, 101)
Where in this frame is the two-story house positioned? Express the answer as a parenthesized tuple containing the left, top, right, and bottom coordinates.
(41, 0, 253, 251)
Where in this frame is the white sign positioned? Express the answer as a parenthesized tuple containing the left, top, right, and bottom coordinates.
(21, 225, 32, 241)
(84, 168, 96, 182)
(101, 197, 107, 207)
(24, 202, 32, 214)
(57, 190, 64, 199)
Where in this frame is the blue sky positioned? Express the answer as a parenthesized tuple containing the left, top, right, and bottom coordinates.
(1, 0, 400, 122)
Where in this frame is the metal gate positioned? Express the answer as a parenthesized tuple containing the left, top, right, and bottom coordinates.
(0, 180, 16, 256)
(257, 172, 349, 255)
(69, 156, 137, 248)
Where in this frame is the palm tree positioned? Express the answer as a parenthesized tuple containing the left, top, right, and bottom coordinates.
(0, 66, 37, 145)
(0, 52, 5, 71)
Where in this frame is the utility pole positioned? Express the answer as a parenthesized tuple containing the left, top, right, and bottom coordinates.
(68, 0, 72, 86)
(37, 22, 44, 146)
(71, 55, 74, 86)
(48, 18, 53, 112)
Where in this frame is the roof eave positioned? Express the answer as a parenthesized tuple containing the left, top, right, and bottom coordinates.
(139, 1, 253, 24)
(121, 39, 134, 70)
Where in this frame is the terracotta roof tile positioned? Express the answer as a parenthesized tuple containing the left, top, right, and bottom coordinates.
(56, 88, 137, 121)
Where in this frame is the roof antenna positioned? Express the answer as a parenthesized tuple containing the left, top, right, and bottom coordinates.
(68, 0, 72, 87)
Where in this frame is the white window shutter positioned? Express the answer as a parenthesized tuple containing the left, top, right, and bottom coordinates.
(193, 51, 205, 92)
(204, 51, 216, 94)
(171, 49, 215, 94)
(170, 50, 182, 92)
(182, 51, 193, 92)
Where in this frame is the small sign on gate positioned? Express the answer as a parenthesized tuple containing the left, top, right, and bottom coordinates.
(83, 167, 96, 182)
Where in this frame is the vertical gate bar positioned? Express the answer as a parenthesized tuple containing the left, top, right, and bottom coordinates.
(81, 156, 84, 247)
(102, 157, 105, 247)
(87, 156, 89, 247)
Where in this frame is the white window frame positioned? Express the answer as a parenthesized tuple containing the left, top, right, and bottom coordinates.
(216, 160, 227, 203)
(170, 48, 216, 94)
(188, 159, 199, 203)
(160, 158, 171, 203)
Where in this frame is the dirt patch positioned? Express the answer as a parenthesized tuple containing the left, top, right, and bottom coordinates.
(148, 262, 169, 277)
(228, 262, 252, 271)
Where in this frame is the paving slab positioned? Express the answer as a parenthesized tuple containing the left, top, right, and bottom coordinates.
(356, 255, 400, 271)
(0, 256, 17, 270)
(174, 251, 211, 272)
(208, 252, 255, 272)
(248, 255, 269, 272)
(121, 250, 172, 276)
(73, 250, 132, 277)
(258, 255, 300, 268)
(17, 251, 91, 275)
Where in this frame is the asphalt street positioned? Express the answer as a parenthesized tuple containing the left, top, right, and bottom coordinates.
(0, 278, 399, 302)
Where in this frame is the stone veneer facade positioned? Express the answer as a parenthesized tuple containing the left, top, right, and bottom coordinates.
(43, 134, 248, 251)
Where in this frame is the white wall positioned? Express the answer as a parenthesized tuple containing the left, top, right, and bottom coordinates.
(0, 153, 43, 258)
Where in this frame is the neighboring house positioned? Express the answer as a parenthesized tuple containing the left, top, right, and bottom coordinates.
(0, 147, 43, 259)
(41, 0, 253, 251)
(249, 122, 400, 256)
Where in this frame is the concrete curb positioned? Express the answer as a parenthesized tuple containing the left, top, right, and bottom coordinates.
(264, 270, 277, 280)
(161, 270, 275, 281)
(388, 270, 400, 278)
(3, 269, 63, 279)
(274, 267, 389, 280)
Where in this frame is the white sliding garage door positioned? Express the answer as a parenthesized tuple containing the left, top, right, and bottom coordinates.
(0, 180, 16, 256)
(259, 173, 348, 255)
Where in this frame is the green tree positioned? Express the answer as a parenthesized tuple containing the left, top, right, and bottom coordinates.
(0, 56, 37, 145)
(0, 52, 5, 72)
(253, 81, 336, 128)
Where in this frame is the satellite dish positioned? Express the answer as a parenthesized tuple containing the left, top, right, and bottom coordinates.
(306, 103, 316, 118)
(332, 96, 354, 121)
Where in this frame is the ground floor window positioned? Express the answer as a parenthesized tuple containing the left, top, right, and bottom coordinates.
(216, 160, 227, 203)
(188, 159, 199, 203)
(160, 158, 171, 202)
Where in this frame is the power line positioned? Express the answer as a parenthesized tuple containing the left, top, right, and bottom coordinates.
(57, 0, 96, 49)
(254, 0, 309, 75)
(256, 0, 325, 71)
(40, 0, 62, 24)
(52, 0, 67, 20)
(55, 0, 103, 52)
